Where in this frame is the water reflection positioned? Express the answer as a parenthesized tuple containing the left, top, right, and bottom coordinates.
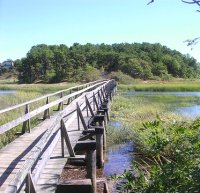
(110, 121, 122, 128)
(104, 141, 134, 176)
(0, 90, 16, 95)
(104, 91, 200, 178)
(124, 91, 200, 97)
(177, 105, 200, 119)
(122, 91, 200, 119)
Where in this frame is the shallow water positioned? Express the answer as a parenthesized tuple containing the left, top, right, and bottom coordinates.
(125, 91, 200, 119)
(176, 105, 200, 119)
(104, 91, 200, 178)
(103, 141, 134, 176)
(124, 91, 200, 97)
(0, 90, 16, 95)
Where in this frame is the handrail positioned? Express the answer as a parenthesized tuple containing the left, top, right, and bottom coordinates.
(0, 80, 108, 134)
(4, 79, 116, 193)
(0, 79, 106, 114)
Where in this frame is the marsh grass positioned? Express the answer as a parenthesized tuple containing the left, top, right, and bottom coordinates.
(109, 92, 200, 192)
(107, 125, 134, 145)
(108, 93, 196, 147)
(0, 82, 77, 92)
(118, 79, 200, 91)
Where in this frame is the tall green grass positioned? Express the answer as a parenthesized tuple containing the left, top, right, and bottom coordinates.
(0, 81, 77, 92)
(118, 79, 200, 91)
(109, 91, 200, 192)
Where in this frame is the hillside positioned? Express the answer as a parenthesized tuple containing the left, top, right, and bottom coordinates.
(11, 43, 200, 83)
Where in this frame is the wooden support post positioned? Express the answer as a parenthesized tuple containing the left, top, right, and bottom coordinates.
(43, 97, 50, 120)
(57, 92, 64, 110)
(99, 121, 106, 151)
(86, 149, 96, 193)
(95, 128, 104, 168)
(103, 127, 106, 151)
(74, 141, 96, 193)
(22, 104, 31, 133)
(25, 173, 36, 193)
(103, 182, 110, 193)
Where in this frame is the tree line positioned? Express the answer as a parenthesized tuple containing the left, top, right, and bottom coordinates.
(14, 42, 200, 83)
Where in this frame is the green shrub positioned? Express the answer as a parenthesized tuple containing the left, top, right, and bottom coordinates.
(117, 118, 200, 192)
(109, 71, 134, 84)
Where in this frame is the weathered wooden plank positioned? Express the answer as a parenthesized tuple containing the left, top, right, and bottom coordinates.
(58, 178, 106, 185)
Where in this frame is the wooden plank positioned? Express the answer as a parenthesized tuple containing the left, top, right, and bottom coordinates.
(58, 178, 106, 185)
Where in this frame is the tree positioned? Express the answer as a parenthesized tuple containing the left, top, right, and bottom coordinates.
(16, 43, 200, 83)
(148, 0, 200, 10)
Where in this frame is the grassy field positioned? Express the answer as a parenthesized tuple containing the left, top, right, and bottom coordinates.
(118, 79, 200, 91)
(0, 79, 77, 93)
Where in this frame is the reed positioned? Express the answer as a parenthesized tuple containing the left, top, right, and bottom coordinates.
(118, 79, 200, 91)
(109, 91, 200, 192)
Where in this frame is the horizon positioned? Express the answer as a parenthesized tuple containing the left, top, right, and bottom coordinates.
(0, 0, 200, 62)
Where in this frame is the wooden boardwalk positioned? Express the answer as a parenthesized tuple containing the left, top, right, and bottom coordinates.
(0, 79, 116, 193)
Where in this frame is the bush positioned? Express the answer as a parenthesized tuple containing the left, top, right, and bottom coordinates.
(109, 71, 134, 84)
(117, 118, 200, 192)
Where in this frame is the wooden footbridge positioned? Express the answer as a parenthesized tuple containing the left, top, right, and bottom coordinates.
(0, 79, 117, 193)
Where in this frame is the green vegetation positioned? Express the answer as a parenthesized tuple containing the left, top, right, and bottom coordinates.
(110, 93, 200, 192)
(0, 82, 78, 149)
(118, 79, 200, 91)
(11, 42, 200, 83)
(0, 80, 77, 93)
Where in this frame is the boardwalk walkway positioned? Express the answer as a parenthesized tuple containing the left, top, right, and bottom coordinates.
(0, 79, 116, 193)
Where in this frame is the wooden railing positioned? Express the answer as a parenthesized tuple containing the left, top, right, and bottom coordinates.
(0, 79, 109, 135)
(2, 79, 117, 193)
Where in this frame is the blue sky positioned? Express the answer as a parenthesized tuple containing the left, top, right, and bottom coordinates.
(0, 0, 200, 62)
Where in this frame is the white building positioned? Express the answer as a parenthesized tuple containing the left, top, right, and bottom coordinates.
(1, 60, 14, 69)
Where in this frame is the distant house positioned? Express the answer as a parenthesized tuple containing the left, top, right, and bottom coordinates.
(1, 60, 14, 69)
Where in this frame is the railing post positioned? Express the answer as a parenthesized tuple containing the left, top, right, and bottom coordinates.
(77, 103, 80, 130)
(43, 97, 50, 120)
(58, 92, 64, 111)
(98, 90, 103, 105)
(85, 96, 89, 117)
(60, 120, 65, 157)
(22, 104, 31, 133)
(93, 92, 96, 111)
